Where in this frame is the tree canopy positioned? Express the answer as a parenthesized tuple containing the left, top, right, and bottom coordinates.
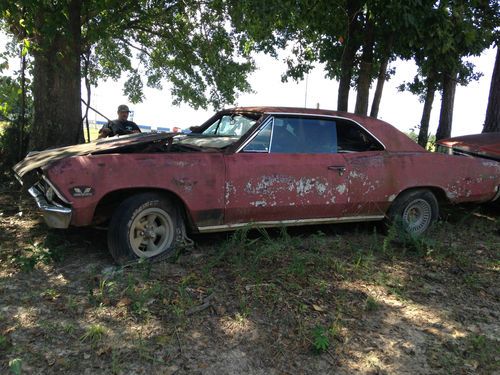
(0, 0, 498, 155)
(1, 0, 255, 150)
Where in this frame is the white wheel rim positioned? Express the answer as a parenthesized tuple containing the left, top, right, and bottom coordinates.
(402, 198, 432, 235)
(128, 207, 175, 258)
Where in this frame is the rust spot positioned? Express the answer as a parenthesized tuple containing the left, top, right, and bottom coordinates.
(193, 209, 224, 226)
(172, 178, 197, 192)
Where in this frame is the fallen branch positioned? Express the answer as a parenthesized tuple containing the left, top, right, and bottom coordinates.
(186, 293, 215, 316)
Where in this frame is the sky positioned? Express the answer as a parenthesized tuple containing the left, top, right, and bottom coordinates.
(1, 33, 496, 137)
(79, 47, 498, 137)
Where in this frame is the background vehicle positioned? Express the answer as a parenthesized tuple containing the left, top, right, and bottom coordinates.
(436, 133, 500, 161)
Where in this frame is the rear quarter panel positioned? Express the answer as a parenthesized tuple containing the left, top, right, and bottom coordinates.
(384, 152, 500, 203)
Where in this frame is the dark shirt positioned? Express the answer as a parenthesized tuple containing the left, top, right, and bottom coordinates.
(100, 119, 141, 137)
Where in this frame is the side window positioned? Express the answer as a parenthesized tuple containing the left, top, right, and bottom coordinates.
(271, 117, 337, 154)
(336, 121, 384, 152)
(243, 120, 272, 152)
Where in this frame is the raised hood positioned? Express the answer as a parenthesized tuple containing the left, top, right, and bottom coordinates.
(13, 133, 174, 179)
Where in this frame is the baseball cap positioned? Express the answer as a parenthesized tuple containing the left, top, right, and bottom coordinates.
(117, 104, 130, 112)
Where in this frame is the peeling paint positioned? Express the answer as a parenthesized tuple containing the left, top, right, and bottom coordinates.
(336, 184, 347, 194)
(388, 194, 396, 202)
(225, 181, 236, 205)
(349, 171, 364, 178)
(250, 200, 267, 207)
(245, 175, 331, 198)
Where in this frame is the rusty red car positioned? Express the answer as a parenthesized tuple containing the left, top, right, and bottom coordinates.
(14, 107, 500, 264)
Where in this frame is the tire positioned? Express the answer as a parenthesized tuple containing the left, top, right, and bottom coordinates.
(107, 192, 180, 264)
(387, 189, 439, 235)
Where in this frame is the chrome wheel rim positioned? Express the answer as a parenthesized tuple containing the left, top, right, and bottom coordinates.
(402, 198, 432, 235)
(129, 208, 174, 258)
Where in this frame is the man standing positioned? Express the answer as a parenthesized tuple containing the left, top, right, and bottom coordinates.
(98, 104, 141, 138)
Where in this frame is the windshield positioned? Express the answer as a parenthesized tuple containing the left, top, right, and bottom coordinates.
(202, 114, 257, 137)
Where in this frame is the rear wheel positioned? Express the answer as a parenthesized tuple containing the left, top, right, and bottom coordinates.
(107, 193, 180, 264)
(387, 189, 439, 235)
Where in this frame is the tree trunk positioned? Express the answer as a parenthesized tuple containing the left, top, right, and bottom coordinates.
(369, 35, 393, 118)
(369, 54, 389, 118)
(436, 72, 457, 141)
(417, 77, 436, 148)
(354, 16, 375, 116)
(482, 47, 500, 133)
(29, 0, 83, 151)
(337, 1, 362, 112)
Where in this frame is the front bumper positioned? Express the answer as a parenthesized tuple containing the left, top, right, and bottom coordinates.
(28, 185, 72, 229)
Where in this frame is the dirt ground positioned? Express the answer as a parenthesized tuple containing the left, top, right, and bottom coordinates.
(0, 180, 499, 374)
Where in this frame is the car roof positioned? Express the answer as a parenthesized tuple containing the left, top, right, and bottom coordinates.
(222, 106, 424, 152)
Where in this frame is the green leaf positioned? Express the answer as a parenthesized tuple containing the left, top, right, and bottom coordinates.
(9, 358, 22, 375)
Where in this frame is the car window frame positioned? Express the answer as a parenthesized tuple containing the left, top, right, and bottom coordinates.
(237, 113, 386, 154)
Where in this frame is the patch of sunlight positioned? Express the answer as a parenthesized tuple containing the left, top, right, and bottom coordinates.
(13, 306, 40, 329)
(340, 282, 470, 374)
(219, 315, 255, 336)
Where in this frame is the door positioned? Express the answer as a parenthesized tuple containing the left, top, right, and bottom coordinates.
(224, 116, 350, 225)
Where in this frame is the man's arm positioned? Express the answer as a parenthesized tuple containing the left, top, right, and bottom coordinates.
(130, 121, 141, 134)
(98, 128, 112, 139)
(98, 122, 114, 139)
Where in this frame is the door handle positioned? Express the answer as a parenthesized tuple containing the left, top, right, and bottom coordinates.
(327, 165, 346, 176)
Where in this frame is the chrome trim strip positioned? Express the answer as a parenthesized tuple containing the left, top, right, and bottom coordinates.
(197, 215, 385, 233)
(28, 185, 72, 229)
(264, 112, 387, 150)
(268, 118, 275, 153)
(236, 116, 273, 153)
(492, 186, 500, 202)
(42, 175, 71, 204)
(14, 172, 23, 185)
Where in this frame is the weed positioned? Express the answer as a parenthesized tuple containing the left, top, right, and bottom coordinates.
(463, 273, 483, 290)
(9, 358, 22, 375)
(374, 272, 407, 300)
(383, 220, 437, 257)
(137, 258, 153, 279)
(287, 252, 307, 277)
(364, 296, 379, 312)
(314, 278, 330, 296)
(41, 288, 60, 300)
(111, 349, 122, 374)
(0, 334, 10, 350)
(80, 324, 106, 344)
(328, 257, 346, 276)
(65, 296, 79, 312)
(9, 240, 65, 272)
(235, 312, 248, 324)
(329, 321, 342, 340)
(62, 322, 77, 335)
(309, 230, 327, 252)
(311, 325, 330, 353)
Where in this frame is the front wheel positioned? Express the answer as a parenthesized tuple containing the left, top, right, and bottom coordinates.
(107, 193, 181, 264)
(387, 189, 439, 235)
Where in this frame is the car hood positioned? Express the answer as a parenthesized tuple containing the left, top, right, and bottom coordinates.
(13, 133, 174, 179)
(437, 133, 500, 161)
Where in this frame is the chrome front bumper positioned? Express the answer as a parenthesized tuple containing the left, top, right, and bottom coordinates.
(28, 185, 72, 229)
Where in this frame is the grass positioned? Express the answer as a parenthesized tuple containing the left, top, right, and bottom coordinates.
(80, 324, 107, 344)
(1, 189, 498, 373)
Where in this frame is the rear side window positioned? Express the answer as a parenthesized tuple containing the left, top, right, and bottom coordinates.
(336, 121, 384, 152)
